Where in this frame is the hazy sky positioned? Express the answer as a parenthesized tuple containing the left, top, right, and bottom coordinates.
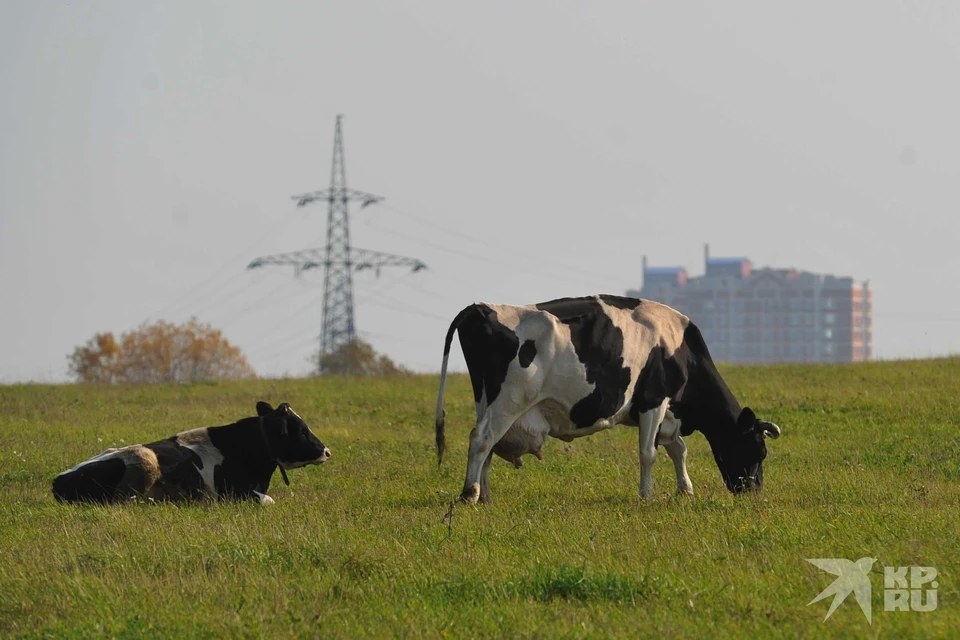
(3, 1, 960, 382)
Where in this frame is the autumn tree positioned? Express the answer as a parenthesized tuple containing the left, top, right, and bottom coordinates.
(68, 318, 256, 384)
(67, 332, 124, 383)
(315, 338, 410, 376)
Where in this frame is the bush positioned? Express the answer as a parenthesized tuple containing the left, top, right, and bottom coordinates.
(315, 338, 409, 376)
(68, 318, 255, 384)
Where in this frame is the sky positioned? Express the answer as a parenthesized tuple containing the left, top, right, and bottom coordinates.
(2, 1, 960, 382)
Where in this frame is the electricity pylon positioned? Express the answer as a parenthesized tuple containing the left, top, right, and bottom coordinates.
(248, 115, 426, 373)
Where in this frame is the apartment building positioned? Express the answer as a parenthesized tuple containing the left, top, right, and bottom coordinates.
(626, 246, 872, 364)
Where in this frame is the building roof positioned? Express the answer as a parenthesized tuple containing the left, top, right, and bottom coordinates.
(707, 257, 749, 265)
(644, 267, 686, 275)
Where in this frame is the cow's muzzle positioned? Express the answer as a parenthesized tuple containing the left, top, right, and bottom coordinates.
(730, 471, 762, 494)
(279, 448, 331, 472)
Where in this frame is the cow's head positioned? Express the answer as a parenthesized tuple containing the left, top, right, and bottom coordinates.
(715, 407, 781, 493)
(256, 401, 331, 470)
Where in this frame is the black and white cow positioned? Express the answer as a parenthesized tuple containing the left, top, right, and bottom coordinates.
(435, 295, 782, 503)
(52, 401, 330, 505)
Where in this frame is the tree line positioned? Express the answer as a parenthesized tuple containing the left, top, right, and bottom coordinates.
(68, 318, 407, 383)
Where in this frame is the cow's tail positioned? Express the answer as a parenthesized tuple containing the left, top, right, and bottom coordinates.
(52, 455, 126, 504)
(435, 304, 477, 467)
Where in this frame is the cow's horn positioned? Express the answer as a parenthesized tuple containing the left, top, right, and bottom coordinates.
(761, 422, 781, 439)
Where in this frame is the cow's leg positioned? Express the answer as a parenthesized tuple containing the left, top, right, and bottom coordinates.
(478, 450, 494, 504)
(555, 419, 616, 442)
(461, 412, 491, 503)
(663, 436, 694, 496)
(638, 403, 668, 498)
(461, 408, 524, 504)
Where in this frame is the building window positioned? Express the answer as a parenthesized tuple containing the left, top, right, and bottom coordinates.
(824, 328, 832, 339)
(824, 313, 835, 324)
(825, 298, 834, 309)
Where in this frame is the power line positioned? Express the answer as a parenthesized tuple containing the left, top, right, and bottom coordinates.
(362, 290, 451, 323)
(252, 343, 320, 374)
(360, 213, 605, 290)
(248, 115, 427, 373)
(357, 328, 438, 349)
(377, 201, 616, 284)
(248, 331, 321, 364)
(242, 304, 328, 360)
(352, 269, 416, 305)
(180, 270, 275, 322)
(378, 202, 488, 250)
(145, 209, 302, 322)
(242, 295, 323, 351)
(208, 277, 304, 330)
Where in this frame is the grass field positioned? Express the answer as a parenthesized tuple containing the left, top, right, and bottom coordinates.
(1, 359, 958, 638)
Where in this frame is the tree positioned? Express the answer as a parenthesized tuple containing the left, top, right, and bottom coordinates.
(315, 338, 410, 376)
(68, 318, 256, 384)
(67, 332, 123, 384)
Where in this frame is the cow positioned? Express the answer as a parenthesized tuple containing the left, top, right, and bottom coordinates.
(52, 401, 330, 505)
(434, 295, 782, 503)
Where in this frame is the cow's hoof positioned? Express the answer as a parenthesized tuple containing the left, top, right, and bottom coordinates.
(253, 491, 275, 505)
(677, 488, 694, 497)
(459, 483, 480, 504)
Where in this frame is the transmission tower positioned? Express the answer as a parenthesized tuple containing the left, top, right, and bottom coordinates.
(248, 115, 426, 373)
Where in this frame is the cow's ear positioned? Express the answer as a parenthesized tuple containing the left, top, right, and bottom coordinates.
(278, 403, 291, 414)
(256, 401, 274, 417)
(737, 407, 757, 432)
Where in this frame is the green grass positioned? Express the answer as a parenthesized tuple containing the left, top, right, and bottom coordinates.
(0, 360, 958, 638)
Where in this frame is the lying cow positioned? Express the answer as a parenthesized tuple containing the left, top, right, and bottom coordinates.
(52, 401, 330, 505)
(435, 295, 782, 503)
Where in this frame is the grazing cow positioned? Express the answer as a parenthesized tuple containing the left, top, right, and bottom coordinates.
(52, 401, 330, 505)
(435, 295, 781, 503)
